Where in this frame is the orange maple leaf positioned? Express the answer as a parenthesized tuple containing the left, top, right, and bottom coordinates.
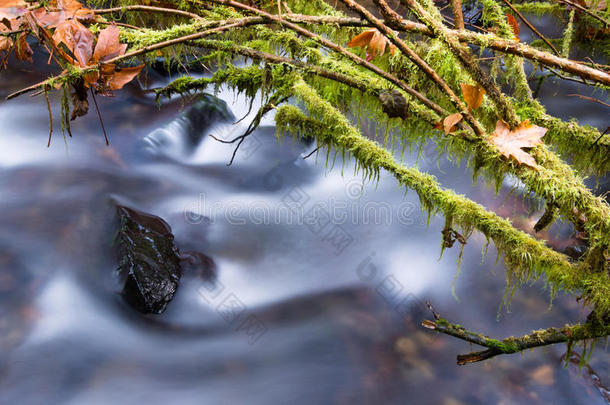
(490, 120, 547, 168)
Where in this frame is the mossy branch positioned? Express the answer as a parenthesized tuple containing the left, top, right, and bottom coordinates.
(424, 316, 610, 365)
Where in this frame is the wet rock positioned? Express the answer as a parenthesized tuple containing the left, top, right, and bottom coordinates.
(564, 244, 588, 260)
(379, 89, 408, 119)
(116, 205, 182, 314)
(140, 94, 234, 159)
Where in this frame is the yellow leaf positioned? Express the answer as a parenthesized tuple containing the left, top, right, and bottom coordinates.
(460, 83, 486, 110)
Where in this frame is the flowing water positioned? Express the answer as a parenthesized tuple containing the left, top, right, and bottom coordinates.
(1, 38, 609, 404)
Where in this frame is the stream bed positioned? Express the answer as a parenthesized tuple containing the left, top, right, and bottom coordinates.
(0, 46, 609, 404)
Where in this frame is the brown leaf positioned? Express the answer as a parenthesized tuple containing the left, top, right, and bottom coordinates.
(490, 119, 547, 168)
(107, 64, 144, 90)
(70, 80, 89, 120)
(0, 1, 26, 20)
(460, 83, 486, 110)
(443, 112, 463, 134)
(347, 28, 395, 61)
(92, 24, 126, 63)
(83, 69, 99, 88)
(52, 19, 93, 67)
(367, 29, 386, 61)
(506, 13, 520, 41)
(0, 22, 12, 51)
(14, 32, 32, 62)
(347, 29, 375, 48)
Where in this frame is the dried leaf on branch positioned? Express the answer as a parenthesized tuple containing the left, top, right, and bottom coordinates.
(347, 28, 396, 61)
(460, 83, 486, 110)
(490, 120, 547, 168)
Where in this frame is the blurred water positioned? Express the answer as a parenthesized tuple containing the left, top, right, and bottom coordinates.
(0, 54, 608, 404)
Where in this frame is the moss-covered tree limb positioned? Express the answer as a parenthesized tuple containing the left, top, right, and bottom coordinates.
(340, 0, 485, 136)
(423, 317, 610, 365)
(279, 78, 607, 306)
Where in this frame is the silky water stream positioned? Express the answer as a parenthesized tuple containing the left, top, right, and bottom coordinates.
(0, 50, 609, 404)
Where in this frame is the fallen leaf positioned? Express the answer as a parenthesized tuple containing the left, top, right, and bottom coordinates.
(347, 29, 375, 48)
(92, 24, 127, 63)
(0, 0, 26, 20)
(490, 119, 547, 168)
(443, 112, 463, 134)
(460, 83, 486, 110)
(0, 22, 12, 52)
(52, 19, 93, 67)
(14, 32, 32, 62)
(107, 64, 144, 90)
(70, 80, 89, 120)
(506, 13, 520, 41)
(347, 28, 396, 61)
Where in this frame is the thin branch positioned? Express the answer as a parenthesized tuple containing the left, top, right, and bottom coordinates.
(202, 0, 448, 117)
(567, 94, 610, 108)
(44, 87, 52, 147)
(340, 0, 486, 136)
(500, 0, 560, 55)
(6, 17, 262, 100)
(90, 88, 108, 145)
(93, 5, 205, 21)
(393, 0, 521, 127)
(423, 317, 610, 365)
(449, 0, 465, 30)
(277, 13, 610, 86)
(303, 145, 321, 159)
(557, 0, 610, 27)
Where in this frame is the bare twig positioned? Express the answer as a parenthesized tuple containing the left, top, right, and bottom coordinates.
(557, 0, 610, 27)
(202, 0, 449, 117)
(93, 5, 205, 21)
(449, 0, 465, 30)
(567, 94, 610, 108)
(278, 13, 610, 86)
(340, 0, 485, 136)
(90, 88, 108, 145)
(44, 87, 52, 147)
(500, 0, 560, 55)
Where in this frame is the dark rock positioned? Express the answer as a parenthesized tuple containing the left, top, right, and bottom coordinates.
(116, 205, 182, 314)
(564, 244, 588, 260)
(379, 89, 409, 119)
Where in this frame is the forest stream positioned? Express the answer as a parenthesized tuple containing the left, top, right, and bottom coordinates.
(1, 13, 610, 404)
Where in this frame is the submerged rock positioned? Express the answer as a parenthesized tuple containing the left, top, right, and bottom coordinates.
(116, 206, 182, 314)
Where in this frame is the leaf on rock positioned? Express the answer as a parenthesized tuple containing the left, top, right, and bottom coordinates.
(108, 64, 144, 90)
(460, 83, 486, 110)
(92, 24, 127, 63)
(52, 19, 93, 67)
(490, 119, 547, 169)
(347, 28, 396, 61)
